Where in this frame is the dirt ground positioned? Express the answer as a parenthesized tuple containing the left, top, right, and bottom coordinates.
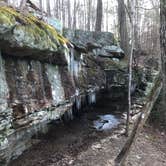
(10, 123, 166, 166)
(9, 99, 127, 166)
(9, 97, 166, 166)
(126, 125, 166, 166)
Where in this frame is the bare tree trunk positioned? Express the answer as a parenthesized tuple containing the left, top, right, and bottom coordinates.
(126, 0, 136, 136)
(39, 0, 43, 17)
(91, 0, 96, 31)
(87, 0, 92, 31)
(95, 0, 103, 32)
(20, 0, 27, 11)
(83, 0, 86, 30)
(46, 0, 51, 16)
(160, 0, 166, 123)
(39, 0, 42, 10)
(5, 0, 9, 5)
(117, 0, 129, 55)
(53, 0, 59, 19)
(67, 0, 71, 28)
(106, 0, 109, 31)
(62, 0, 65, 27)
(134, 0, 139, 50)
(73, 0, 77, 30)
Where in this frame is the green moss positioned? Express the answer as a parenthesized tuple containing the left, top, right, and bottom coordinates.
(0, 11, 14, 26)
(0, 6, 70, 52)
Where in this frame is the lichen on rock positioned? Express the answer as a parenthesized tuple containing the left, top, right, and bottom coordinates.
(0, 6, 70, 63)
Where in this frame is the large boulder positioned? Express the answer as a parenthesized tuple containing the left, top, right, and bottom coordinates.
(0, 6, 69, 65)
(63, 28, 124, 59)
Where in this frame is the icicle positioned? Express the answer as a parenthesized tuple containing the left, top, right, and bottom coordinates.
(0, 51, 9, 110)
(73, 60, 79, 77)
(68, 108, 74, 120)
(75, 89, 79, 96)
(64, 48, 71, 71)
(75, 96, 81, 110)
(88, 91, 96, 105)
(70, 49, 74, 75)
(75, 89, 81, 110)
(80, 53, 84, 61)
(73, 59, 82, 78)
(91, 92, 96, 104)
(46, 65, 65, 104)
(64, 47, 82, 78)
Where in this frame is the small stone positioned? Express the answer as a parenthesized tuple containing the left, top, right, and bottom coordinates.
(68, 159, 74, 165)
(161, 132, 164, 136)
(92, 143, 102, 150)
(136, 155, 141, 159)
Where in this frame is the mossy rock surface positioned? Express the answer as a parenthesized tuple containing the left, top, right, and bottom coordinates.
(0, 6, 69, 63)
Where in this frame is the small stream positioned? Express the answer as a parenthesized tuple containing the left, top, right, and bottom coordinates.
(10, 92, 126, 166)
(93, 114, 120, 131)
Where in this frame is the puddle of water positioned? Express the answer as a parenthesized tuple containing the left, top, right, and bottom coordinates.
(93, 114, 120, 131)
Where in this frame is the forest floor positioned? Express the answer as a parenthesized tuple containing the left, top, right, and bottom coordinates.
(9, 104, 127, 166)
(9, 97, 166, 166)
(9, 120, 166, 166)
(126, 125, 166, 166)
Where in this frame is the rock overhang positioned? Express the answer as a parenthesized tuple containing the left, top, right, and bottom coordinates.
(0, 6, 70, 65)
(0, 6, 127, 69)
(63, 28, 125, 59)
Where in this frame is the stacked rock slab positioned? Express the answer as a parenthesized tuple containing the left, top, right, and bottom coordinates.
(0, 6, 128, 165)
(63, 28, 128, 98)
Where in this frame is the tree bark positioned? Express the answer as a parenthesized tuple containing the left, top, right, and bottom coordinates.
(46, 0, 51, 16)
(117, 0, 129, 55)
(39, 0, 43, 16)
(67, 0, 71, 28)
(20, 0, 27, 11)
(87, 0, 92, 31)
(160, 0, 166, 124)
(73, 0, 77, 30)
(62, 0, 66, 27)
(126, 0, 136, 136)
(106, 0, 109, 31)
(95, 0, 103, 32)
(134, 0, 140, 50)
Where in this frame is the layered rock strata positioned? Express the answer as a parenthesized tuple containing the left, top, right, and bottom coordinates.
(0, 6, 128, 165)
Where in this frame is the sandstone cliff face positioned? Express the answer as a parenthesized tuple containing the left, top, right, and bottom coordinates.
(0, 6, 128, 165)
